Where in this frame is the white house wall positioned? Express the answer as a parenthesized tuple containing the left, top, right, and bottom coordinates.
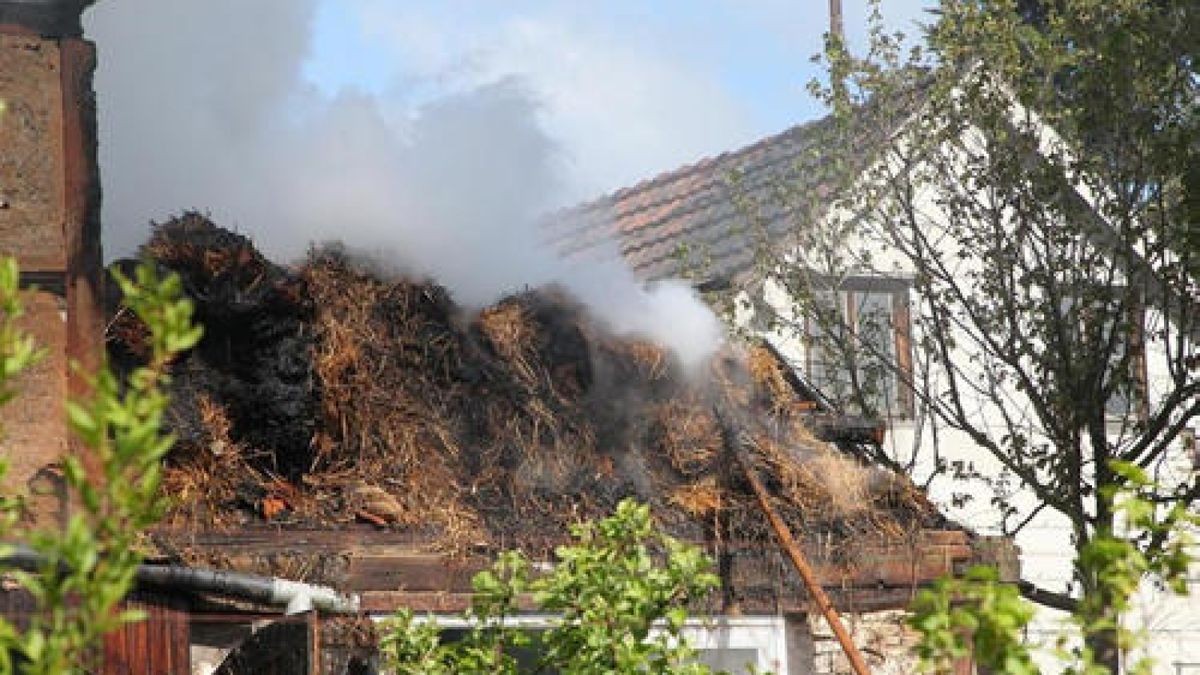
(372, 613, 814, 674)
(741, 124, 1199, 671)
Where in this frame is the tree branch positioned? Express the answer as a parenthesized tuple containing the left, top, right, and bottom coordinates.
(1018, 579, 1078, 613)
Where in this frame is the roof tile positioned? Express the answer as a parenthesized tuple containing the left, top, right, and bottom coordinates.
(548, 113, 848, 284)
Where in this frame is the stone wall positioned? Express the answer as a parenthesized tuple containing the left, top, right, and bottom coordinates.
(810, 610, 923, 675)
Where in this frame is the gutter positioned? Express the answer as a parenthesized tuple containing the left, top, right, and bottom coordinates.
(2, 545, 360, 615)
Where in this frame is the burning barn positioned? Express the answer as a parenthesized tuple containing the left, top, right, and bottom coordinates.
(0, 3, 1016, 672)
(93, 214, 1010, 673)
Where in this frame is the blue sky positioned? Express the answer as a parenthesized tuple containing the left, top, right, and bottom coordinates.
(299, 0, 934, 197)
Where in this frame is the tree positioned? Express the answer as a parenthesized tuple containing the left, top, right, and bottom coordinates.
(380, 499, 726, 675)
(742, 0, 1196, 669)
(0, 260, 201, 673)
(911, 465, 1197, 673)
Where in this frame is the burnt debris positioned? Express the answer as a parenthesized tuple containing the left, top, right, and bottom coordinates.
(106, 216, 943, 556)
(109, 212, 317, 478)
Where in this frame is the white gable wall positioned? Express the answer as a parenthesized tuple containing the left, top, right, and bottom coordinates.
(736, 129, 1199, 670)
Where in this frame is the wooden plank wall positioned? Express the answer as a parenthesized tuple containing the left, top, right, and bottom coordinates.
(100, 591, 191, 675)
(2, 589, 191, 673)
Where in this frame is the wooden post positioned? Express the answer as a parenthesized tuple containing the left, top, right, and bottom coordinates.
(307, 610, 322, 675)
(829, 0, 845, 43)
(735, 441, 872, 675)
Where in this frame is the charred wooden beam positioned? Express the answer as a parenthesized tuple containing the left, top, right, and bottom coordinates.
(805, 412, 887, 447)
(729, 428, 873, 675)
(153, 525, 977, 612)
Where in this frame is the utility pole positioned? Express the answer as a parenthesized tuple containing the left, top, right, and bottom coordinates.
(829, 0, 845, 42)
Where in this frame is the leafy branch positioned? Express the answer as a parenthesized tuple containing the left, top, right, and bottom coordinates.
(382, 499, 727, 675)
(0, 261, 201, 674)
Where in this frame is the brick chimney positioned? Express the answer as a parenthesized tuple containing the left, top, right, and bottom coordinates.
(0, 0, 102, 519)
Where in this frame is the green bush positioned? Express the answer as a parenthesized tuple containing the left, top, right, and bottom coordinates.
(381, 499, 726, 674)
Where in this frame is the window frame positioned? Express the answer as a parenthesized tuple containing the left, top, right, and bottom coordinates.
(803, 275, 915, 420)
(1059, 291, 1150, 425)
(1101, 299, 1150, 425)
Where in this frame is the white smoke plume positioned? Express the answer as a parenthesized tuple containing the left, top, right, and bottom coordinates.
(84, 0, 724, 369)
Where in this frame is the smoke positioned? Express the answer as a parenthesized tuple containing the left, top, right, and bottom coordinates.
(84, 0, 723, 369)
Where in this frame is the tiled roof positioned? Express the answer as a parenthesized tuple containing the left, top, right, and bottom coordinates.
(547, 114, 842, 286)
(547, 81, 927, 286)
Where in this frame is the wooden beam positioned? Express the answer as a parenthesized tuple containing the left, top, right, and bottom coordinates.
(736, 439, 872, 675)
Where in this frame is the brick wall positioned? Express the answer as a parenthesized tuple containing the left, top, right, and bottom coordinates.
(0, 33, 66, 268)
(0, 22, 102, 523)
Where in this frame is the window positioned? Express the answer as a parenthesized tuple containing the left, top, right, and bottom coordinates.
(805, 277, 914, 419)
(1061, 293, 1148, 423)
(1102, 311, 1148, 421)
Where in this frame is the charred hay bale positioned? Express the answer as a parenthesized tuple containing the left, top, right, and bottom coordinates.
(583, 342, 679, 455)
(109, 214, 318, 478)
(302, 249, 495, 547)
(142, 212, 277, 316)
(465, 291, 602, 492)
(120, 228, 950, 549)
(736, 429, 946, 547)
(749, 343, 801, 414)
(104, 258, 154, 365)
(304, 248, 466, 469)
(650, 400, 722, 475)
(468, 289, 709, 534)
(477, 302, 540, 386)
(476, 288, 594, 396)
(158, 392, 271, 528)
(668, 478, 724, 518)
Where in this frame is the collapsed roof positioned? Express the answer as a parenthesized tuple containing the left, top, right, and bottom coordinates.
(106, 214, 988, 610)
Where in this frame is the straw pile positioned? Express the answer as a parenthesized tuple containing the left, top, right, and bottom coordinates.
(108, 214, 942, 555)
